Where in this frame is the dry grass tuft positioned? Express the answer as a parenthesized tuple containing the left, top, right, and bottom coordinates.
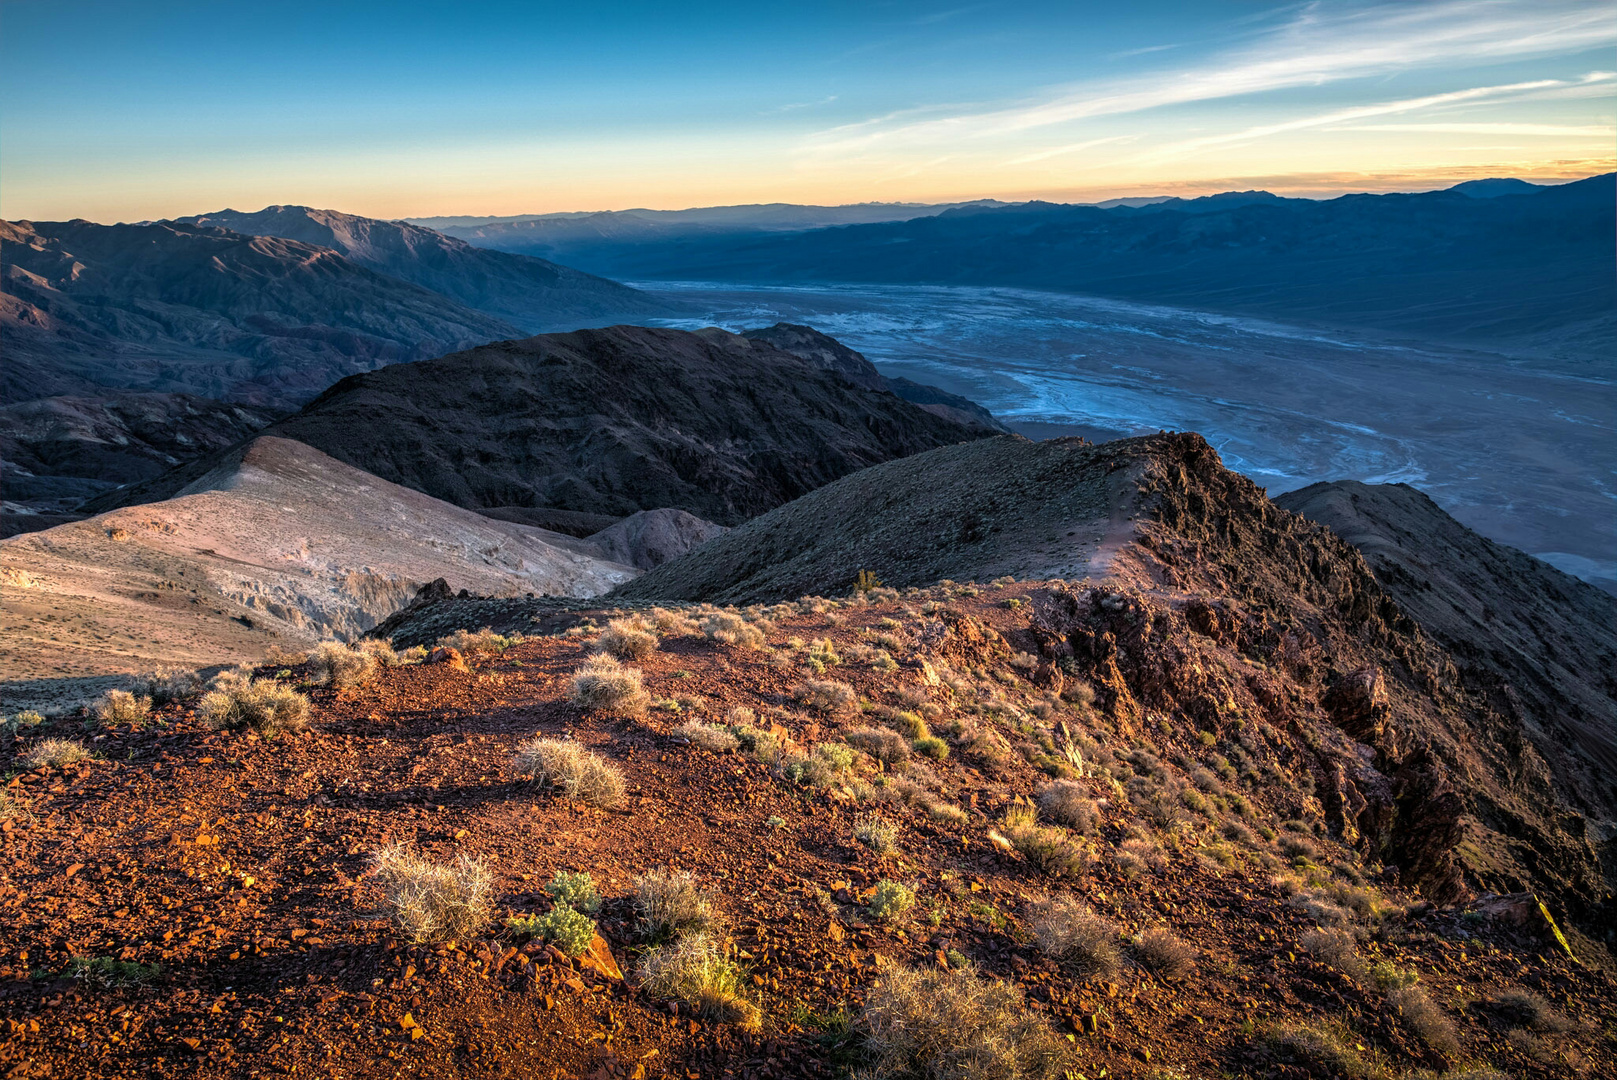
(676, 720, 740, 753)
(131, 666, 200, 705)
(20, 738, 90, 770)
(196, 671, 310, 736)
(634, 870, 717, 938)
(701, 612, 766, 649)
(1037, 780, 1098, 833)
(1026, 895, 1121, 977)
(568, 654, 651, 718)
(638, 933, 760, 1031)
(94, 689, 151, 726)
(436, 626, 516, 656)
(1262, 1023, 1377, 1079)
(1133, 927, 1196, 978)
(306, 640, 379, 690)
(371, 844, 493, 944)
(853, 815, 899, 855)
(1387, 985, 1460, 1056)
(859, 964, 1065, 1080)
(1007, 823, 1091, 878)
(650, 607, 702, 636)
(598, 617, 659, 660)
(1300, 927, 1365, 980)
(793, 679, 858, 717)
(1488, 988, 1572, 1032)
(846, 726, 910, 763)
(510, 738, 625, 807)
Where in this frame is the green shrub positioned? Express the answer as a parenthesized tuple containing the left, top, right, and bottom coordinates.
(68, 957, 161, 987)
(867, 879, 915, 921)
(676, 720, 739, 753)
(544, 870, 601, 914)
(508, 906, 595, 957)
(913, 735, 949, 760)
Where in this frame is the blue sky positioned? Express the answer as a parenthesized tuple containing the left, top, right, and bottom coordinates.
(2, 0, 1612, 220)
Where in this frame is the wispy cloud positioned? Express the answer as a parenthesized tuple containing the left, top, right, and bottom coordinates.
(806, 1, 1617, 156)
(763, 95, 839, 115)
(1333, 122, 1614, 136)
(1003, 135, 1136, 166)
(1108, 43, 1181, 60)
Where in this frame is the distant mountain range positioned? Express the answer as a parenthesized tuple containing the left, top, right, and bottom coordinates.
(0, 210, 673, 408)
(436, 175, 1614, 355)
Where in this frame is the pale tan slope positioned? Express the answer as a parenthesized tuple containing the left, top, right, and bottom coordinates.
(0, 437, 636, 709)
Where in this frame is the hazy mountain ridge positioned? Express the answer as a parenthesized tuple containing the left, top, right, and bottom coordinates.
(175, 205, 673, 332)
(0, 218, 522, 407)
(466, 175, 1614, 354)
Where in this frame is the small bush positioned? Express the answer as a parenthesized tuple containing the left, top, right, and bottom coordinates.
(20, 738, 90, 770)
(131, 667, 200, 706)
(1007, 822, 1090, 878)
(371, 844, 493, 944)
(784, 742, 858, 789)
(436, 626, 515, 656)
(676, 720, 739, 753)
(1300, 927, 1365, 980)
(1367, 960, 1419, 991)
(508, 905, 595, 956)
(511, 738, 625, 807)
(568, 654, 651, 719)
(306, 640, 379, 690)
(1026, 895, 1121, 977)
(853, 816, 899, 855)
(68, 956, 161, 987)
(806, 637, 841, 671)
(1037, 781, 1098, 833)
(1262, 1023, 1377, 1079)
(94, 689, 151, 726)
(913, 735, 949, 760)
(859, 965, 1064, 1080)
(1387, 985, 1460, 1056)
(635, 870, 716, 938)
(1279, 833, 1320, 861)
(1489, 988, 1571, 1032)
(639, 933, 760, 1030)
(196, 670, 311, 736)
(1134, 927, 1196, 977)
(846, 726, 910, 762)
(544, 870, 602, 914)
(650, 607, 702, 636)
(355, 638, 412, 667)
(701, 612, 765, 649)
(794, 679, 858, 717)
(867, 879, 916, 921)
(598, 618, 659, 660)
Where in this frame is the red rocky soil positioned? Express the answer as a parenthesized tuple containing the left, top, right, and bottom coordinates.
(2, 583, 1612, 1080)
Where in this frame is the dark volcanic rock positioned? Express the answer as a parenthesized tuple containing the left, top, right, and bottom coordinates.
(88, 325, 993, 524)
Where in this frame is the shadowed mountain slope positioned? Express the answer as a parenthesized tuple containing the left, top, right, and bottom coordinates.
(1, 219, 520, 407)
(176, 206, 673, 332)
(614, 432, 1614, 918)
(1276, 479, 1617, 860)
(0, 393, 283, 531)
(87, 325, 995, 525)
